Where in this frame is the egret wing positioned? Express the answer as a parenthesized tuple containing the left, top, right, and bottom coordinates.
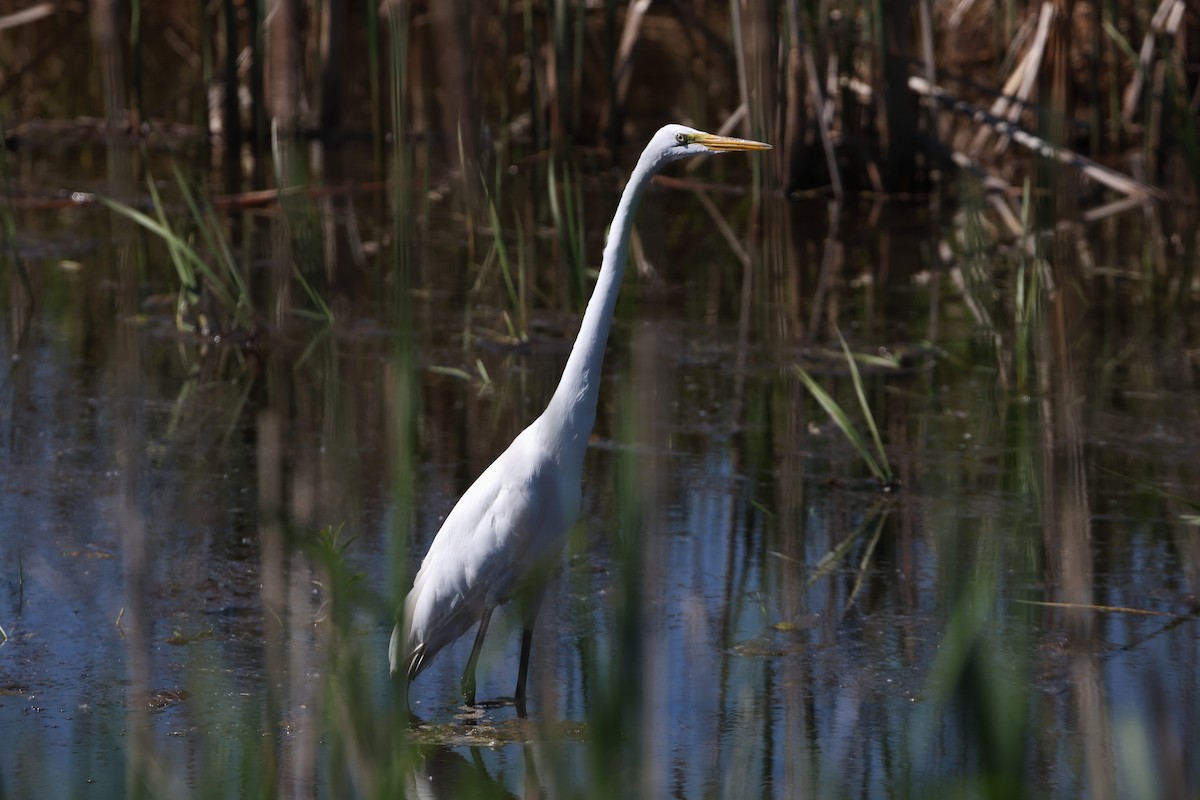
(398, 440, 567, 677)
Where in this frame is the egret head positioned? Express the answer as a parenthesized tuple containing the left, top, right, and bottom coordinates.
(641, 123, 772, 171)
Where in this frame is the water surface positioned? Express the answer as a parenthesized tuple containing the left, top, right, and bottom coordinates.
(1, 139, 1198, 798)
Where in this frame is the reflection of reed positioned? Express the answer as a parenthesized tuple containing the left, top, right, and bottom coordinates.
(6, 3, 1199, 792)
(627, 313, 673, 796)
(1039, 202, 1115, 795)
(89, 0, 125, 135)
(776, 339, 813, 798)
(430, 0, 481, 208)
(265, 0, 303, 133)
(257, 409, 285, 797)
(117, 302, 156, 795)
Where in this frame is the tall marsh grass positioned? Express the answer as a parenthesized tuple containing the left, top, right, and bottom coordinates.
(101, 167, 253, 334)
(0, 2, 1197, 799)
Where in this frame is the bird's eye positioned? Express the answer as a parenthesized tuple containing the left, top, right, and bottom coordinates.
(675, 132, 688, 145)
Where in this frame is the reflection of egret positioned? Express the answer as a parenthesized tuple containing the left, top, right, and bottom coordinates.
(405, 743, 522, 800)
(392, 125, 771, 713)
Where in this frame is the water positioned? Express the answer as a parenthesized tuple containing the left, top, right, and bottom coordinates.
(1, 137, 1198, 798)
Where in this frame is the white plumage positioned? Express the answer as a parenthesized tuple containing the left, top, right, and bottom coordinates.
(391, 124, 771, 714)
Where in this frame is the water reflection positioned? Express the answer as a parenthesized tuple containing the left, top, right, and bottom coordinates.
(0, 135, 1197, 797)
(407, 744, 520, 799)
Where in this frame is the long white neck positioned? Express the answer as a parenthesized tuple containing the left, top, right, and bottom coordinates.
(537, 152, 659, 462)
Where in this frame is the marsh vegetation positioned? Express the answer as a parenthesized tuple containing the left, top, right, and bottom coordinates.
(0, 1, 1197, 797)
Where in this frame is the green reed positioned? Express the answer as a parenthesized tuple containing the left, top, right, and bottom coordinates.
(548, 157, 587, 309)
(795, 329, 895, 487)
(0, 117, 31, 310)
(100, 166, 252, 333)
(481, 177, 527, 339)
(1012, 180, 1041, 393)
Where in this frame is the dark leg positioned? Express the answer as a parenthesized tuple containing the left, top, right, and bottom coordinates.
(515, 586, 546, 718)
(461, 607, 493, 706)
(514, 623, 534, 717)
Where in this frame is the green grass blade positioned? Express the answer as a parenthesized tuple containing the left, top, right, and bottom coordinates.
(1100, 18, 1137, 65)
(512, 205, 527, 331)
(547, 159, 564, 231)
(99, 193, 237, 315)
(132, 176, 240, 315)
(481, 179, 521, 332)
(171, 164, 246, 296)
(557, 160, 585, 304)
(428, 365, 475, 382)
(845, 512, 888, 612)
(293, 264, 335, 323)
(835, 329, 893, 482)
(105, 189, 190, 292)
(169, 169, 251, 327)
(795, 363, 887, 483)
(806, 511, 875, 586)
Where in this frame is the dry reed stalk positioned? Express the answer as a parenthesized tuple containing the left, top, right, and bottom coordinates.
(804, 204, 842, 342)
(431, 0, 480, 205)
(782, 11, 805, 188)
(989, 194, 1026, 242)
(1121, 0, 1185, 129)
(786, 0, 843, 198)
(947, 0, 980, 30)
(606, 0, 653, 146)
(265, 0, 304, 132)
(1011, 197, 1152, 257)
(1078, 194, 1150, 223)
(940, 145, 1028, 240)
(662, 0, 733, 67)
(918, 0, 939, 141)
(318, 0, 346, 134)
(0, 10, 85, 102)
(909, 75, 1163, 198)
(880, 0, 921, 190)
(247, 0, 265, 148)
(685, 104, 749, 176)
(651, 172, 757, 197)
(90, 0, 126, 132)
(216, 0, 243, 145)
(729, 0, 752, 138)
(684, 185, 751, 268)
(832, 58, 887, 194)
(1147, 53, 1162, 160)
(718, 102, 749, 135)
(970, 2, 1057, 158)
(0, 4, 53, 32)
(824, 44, 838, 132)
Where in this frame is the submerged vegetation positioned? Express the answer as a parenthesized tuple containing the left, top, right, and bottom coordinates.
(0, 1, 1197, 797)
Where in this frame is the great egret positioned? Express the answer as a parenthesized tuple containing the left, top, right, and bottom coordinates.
(391, 124, 771, 714)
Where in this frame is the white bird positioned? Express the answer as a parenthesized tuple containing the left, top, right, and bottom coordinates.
(391, 124, 771, 714)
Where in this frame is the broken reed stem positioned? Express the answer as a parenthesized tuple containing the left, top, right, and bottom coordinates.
(968, 3, 1055, 157)
(909, 75, 1164, 198)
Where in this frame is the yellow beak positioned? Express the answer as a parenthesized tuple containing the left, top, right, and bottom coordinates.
(693, 132, 773, 152)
